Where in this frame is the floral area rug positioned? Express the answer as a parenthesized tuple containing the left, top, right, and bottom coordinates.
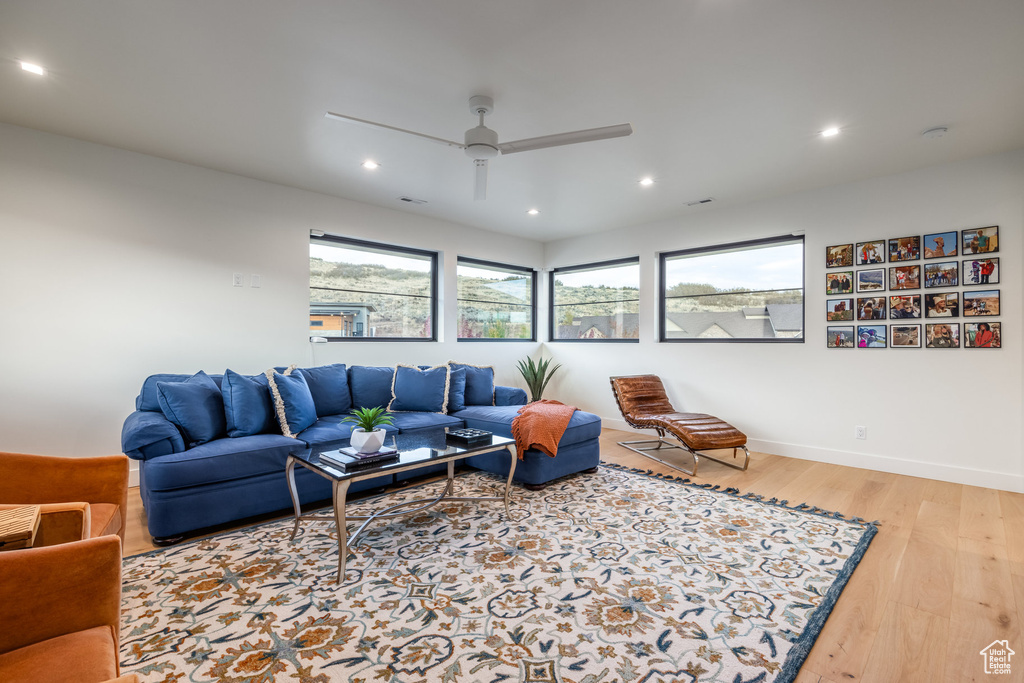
(120, 464, 876, 683)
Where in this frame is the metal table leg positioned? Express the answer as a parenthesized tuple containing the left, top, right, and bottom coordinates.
(286, 457, 302, 539)
(333, 478, 351, 584)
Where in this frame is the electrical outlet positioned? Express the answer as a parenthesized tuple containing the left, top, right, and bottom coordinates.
(855, 426, 867, 440)
(250, 274, 261, 288)
(232, 273, 244, 287)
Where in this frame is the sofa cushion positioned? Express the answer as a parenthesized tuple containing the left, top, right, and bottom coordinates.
(222, 370, 275, 437)
(156, 371, 226, 447)
(449, 363, 494, 405)
(446, 366, 467, 413)
(349, 366, 396, 410)
(387, 411, 464, 433)
(297, 417, 399, 447)
(0, 625, 119, 683)
(388, 365, 450, 412)
(266, 370, 317, 438)
(142, 434, 303, 491)
(452, 405, 603, 446)
(297, 364, 352, 417)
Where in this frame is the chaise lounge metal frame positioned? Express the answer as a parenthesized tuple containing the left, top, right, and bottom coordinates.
(609, 374, 750, 477)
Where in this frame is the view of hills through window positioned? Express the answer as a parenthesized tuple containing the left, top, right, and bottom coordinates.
(662, 238, 804, 340)
(309, 240, 434, 339)
(457, 260, 534, 339)
(553, 260, 641, 339)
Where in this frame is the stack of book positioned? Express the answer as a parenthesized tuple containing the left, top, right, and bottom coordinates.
(319, 446, 400, 472)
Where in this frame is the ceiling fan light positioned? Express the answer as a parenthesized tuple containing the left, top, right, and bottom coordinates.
(639, 177, 654, 186)
(820, 127, 841, 138)
(527, 208, 540, 215)
(361, 160, 380, 170)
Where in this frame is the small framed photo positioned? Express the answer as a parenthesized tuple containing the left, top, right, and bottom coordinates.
(857, 296, 886, 320)
(961, 226, 999, 255)
(964, 322, 1000, 348)
(826, 243, 854, 268)
(923, 261, 958, 288)
(857, 325, 887, 348)
(827, 325, 856, 348)
(856, 240, 886, 265)
(924, 292, 959, 318)
(923, 231, 958, 259)
(826, 271, 854, 294)
(888, 236, 920, 262)
(888, 265, 920, 290)
(891, 324, 922, 348)
(963, 289, 1000, 317)
(962, 257, 999, 286)
(827, 298, 854, 321)
(856, 268, 886, 292)
(925, 323, 959, 348)
(889, 294, 921, 319)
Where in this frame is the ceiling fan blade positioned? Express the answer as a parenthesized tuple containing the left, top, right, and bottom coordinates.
(324, 111, 465, 149)
(497, 123, 633, 155)
(474, 159, 488, 201)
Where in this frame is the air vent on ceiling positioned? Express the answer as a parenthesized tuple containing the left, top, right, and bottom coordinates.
(685, 197, 715, 207)
(398, 196, 428, 205)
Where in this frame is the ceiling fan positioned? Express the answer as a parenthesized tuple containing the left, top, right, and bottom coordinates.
(325, 95, 633, 200)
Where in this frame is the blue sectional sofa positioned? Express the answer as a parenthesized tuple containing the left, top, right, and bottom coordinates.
(121, 363, 601, 542)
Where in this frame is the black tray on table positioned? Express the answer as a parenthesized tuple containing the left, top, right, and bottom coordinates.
(446, 428, 493, 446)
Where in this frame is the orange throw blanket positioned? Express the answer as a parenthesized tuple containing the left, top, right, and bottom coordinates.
(511, 399, 577, 459)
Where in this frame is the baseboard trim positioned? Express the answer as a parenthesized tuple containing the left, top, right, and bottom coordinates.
(601, 417, 1024, 493)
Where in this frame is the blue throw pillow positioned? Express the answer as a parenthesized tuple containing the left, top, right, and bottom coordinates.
(447, 366, 467, 413)
(449, 362, 495, 406)
(349, 366, 396, 410)
(156, 371, 226, 447)
(221, 370, 274, 437)
(388, 365, 450, 412)
(297, 364, 352, 417)
(266, 369, 317, 438)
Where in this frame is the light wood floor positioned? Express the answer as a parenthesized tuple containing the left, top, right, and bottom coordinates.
(125, 427, 1023, 683)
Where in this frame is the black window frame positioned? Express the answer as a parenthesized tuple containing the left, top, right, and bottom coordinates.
(309, 234, 439, 342)
(549, 256, 641, 343)
(659, 235, 805, 344)
(456, 256, 538, 342)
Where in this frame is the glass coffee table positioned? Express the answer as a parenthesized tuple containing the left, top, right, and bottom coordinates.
(286, 429, 517, 583)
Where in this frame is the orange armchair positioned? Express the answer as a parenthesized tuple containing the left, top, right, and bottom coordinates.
(0, 453, 129, 544)
(0, 536, 137, 683)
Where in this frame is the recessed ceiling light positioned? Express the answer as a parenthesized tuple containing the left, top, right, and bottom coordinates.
(361, 160, 380, 170)
(19, 61, 46, 76)
(820, 127, 841, 138)
(639, 177, 654, 186)
(527, 208, 540, 216)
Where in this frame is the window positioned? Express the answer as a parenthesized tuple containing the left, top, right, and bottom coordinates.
(457, 258, 536, 341)
(550, 258, 640, 341)
(310, 235, 437, 341)
(660, 236, 804, 342)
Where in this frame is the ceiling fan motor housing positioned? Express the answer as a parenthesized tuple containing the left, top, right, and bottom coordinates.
(464, 125, 499, 159)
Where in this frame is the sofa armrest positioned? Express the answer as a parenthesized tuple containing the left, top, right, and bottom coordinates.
(121, 410, 184, 460)
(495, 386, 528, 406)
(0, 535, 122, 656)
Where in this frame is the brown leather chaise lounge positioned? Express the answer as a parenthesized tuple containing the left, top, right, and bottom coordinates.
(609, 374, 749, 476)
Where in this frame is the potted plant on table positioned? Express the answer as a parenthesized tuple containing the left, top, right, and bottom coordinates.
(343, 406, 394, 453)
(516, 355, 562, 403)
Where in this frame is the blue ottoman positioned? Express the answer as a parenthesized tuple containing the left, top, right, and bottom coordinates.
(451, 405, 602, 486)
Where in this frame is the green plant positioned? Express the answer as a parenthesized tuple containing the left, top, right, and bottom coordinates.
(342, 406, 394, 432)
(516, 356, 562, 402)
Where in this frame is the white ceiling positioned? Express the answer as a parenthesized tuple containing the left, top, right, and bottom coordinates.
(2, 1, 1023, 242)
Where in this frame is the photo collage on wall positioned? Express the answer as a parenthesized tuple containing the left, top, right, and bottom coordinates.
(825, 226, 1001, 349)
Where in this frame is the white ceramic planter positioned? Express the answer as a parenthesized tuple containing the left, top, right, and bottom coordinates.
(350, 428, 386, 454)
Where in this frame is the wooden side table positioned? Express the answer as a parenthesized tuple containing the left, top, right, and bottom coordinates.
(0, 505, 41, 550)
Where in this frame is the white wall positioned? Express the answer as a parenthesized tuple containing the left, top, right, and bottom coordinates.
(544, 150, 1024, 492)
(0, 123, 543, 474)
